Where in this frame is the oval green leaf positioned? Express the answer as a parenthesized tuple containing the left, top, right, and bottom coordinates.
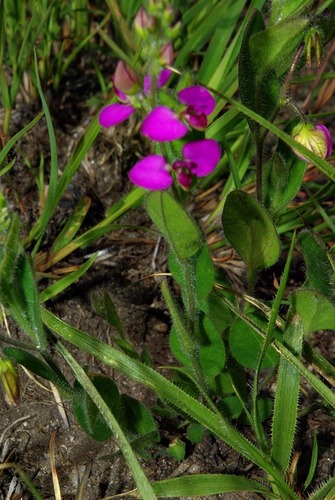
(222, 190, 281, 274)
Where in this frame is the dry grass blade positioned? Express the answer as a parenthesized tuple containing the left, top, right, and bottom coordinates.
(49, 430, 62, 500)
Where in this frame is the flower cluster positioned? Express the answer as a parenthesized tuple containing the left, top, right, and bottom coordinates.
(292, 123, 332, 161)
(99, 4, 220, 191)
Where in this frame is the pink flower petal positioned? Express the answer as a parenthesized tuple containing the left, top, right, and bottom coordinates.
(141, 106, 188, 141)
(178, 86, 216, 116)
(129, 155, 173, 190)
(315, 124, 332, 157)
(182, 139, 221, 177)
(186, 113, 207, 131)
(143, 69, 172, 95)
(99, 103, 136, 127)
(157, 68, 171, 87)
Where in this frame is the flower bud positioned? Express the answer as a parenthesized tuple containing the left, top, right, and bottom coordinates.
(113, 61, 141, 95)
(0, 357, 20, 405)
(133, 6, 155, 37)
(305, 29, 322, 68)
(292, 123, 332, 161)
(159, 42, 174, 66)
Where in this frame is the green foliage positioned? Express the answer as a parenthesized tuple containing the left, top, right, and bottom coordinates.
(146, 191, 201, 260)
(73, 374, 121, 442)
(262, 154, 306, 216)
(0, 217, 46, 349)
(298, 230, 335, 302)
(229, 317, 279, 370)
(222, 190, 281, 281)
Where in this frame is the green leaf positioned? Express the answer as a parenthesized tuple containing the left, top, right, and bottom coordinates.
(3, 347, 73, 397)
(238, 397, 273, 425)
(119, 394, 158, 440)
(91, 291, 125, 339)
(249, 15, 309, 78)
(238, 9, 280, 131)
(169, 325, 193, 369)
(199, 289, 233, 333)
(0, 217, 46, 348)
(146, 191, 201, 260)
(39, 253, 97, 303)
(151, 474, 274, 498)
(218, 396, 243, 420)
(222, 190, 281, 278)
(271, 313, 304, 473)
(270, 0, 314, 25)
(167, 437, 186, 462)
(50, 196, 91, 255)
(309, 476, 335, 500)
(298, 230, 335, 302)
(229, 317, 279, 369)
(199, 314, 225, 377)
(263, 154, 306, 215)
(168, 245, 214, 313)
(73, 374, 121, 442)
(186, 423, 205, 444)
(290, 289, 335, 335)
(303, 432, 318, 490)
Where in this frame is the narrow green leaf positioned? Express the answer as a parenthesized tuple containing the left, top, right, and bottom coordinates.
(309, 476, 335, 500)
(271, 313, 304, 473)
(303, 432, 318, 490)
(150, 474, 275, 498)
(39, 253, 98, 303)
(0, 216, 20, 293)
(146, 191, 201, 260)
(3, 346, 73, 397)
(0, 112, 44, 171)
(50, 197, 91, 255)
(58, 343, 157, 499)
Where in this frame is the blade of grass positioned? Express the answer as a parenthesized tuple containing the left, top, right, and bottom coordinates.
(39, 253, 98, 303)
(150, 474, 277, 498)
(27, 51, 59, 253)
(56, 341, 157, 500)
(0, 112, 44, 170)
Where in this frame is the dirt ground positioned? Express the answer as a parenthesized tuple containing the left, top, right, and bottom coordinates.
(0, 55, 334, 499)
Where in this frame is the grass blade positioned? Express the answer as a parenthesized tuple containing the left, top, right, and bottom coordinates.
(57, 342, 157, 500)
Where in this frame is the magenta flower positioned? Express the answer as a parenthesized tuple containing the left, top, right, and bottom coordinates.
(178, 86, 216, 130)
(129, 139, 221, 190)
(129, 155, 173, 190)
(99, 102, 136, 128)
(141, 106, 189, 141)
